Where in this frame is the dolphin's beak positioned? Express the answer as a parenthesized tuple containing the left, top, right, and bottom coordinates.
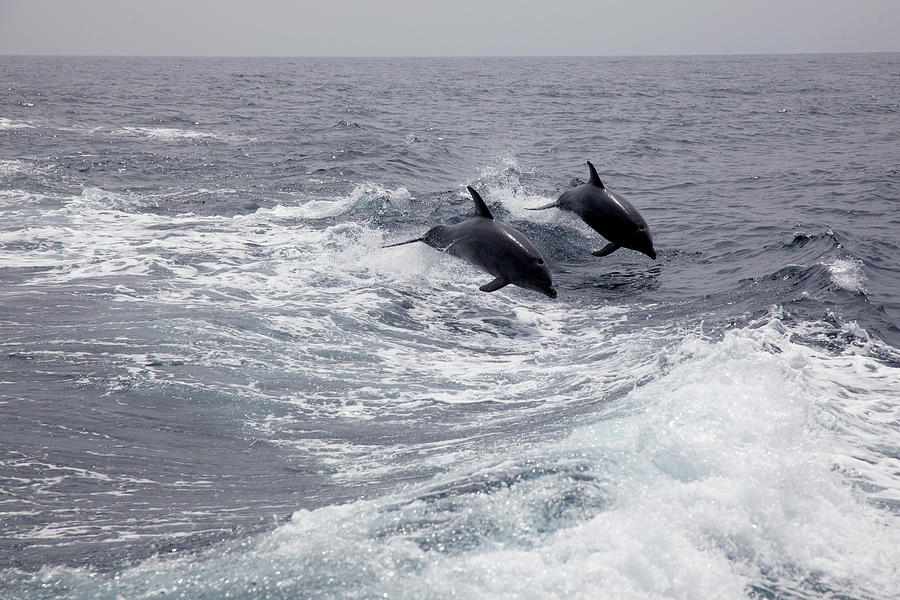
(545, 287, 558, 299)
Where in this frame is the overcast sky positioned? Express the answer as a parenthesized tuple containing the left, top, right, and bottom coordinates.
(1, 0, 898, 57)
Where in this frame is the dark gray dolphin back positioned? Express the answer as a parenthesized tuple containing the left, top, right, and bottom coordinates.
(383, 187, 557, 298)
(544, 161, 657, 260)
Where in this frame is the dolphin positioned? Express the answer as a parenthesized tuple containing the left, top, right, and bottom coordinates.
(383, 186, 557, 298)
(528, 161, 656, 259)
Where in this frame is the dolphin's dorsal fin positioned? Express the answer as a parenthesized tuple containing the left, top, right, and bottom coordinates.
(467, 186, 493, 219)
(587, 161, 604, 188)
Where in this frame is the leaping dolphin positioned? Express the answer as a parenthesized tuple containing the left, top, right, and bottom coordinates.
(383, 186, 557, 298)
(528, 161, 656, 260)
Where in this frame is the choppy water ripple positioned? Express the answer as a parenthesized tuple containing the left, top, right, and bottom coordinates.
(1, 54, 899, 598)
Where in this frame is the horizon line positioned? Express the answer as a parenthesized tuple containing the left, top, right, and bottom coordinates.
(2, 50, 899, 60)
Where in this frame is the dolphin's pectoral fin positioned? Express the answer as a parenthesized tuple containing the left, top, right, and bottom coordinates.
(479, 277, 510, 293)
(592, 243, 620, 257)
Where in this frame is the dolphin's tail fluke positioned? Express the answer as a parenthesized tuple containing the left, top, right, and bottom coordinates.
(525, 201, 558, 211)
(381, 237, 426, 249)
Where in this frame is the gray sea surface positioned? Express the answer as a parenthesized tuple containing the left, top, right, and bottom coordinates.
(1, 54, 899, 599)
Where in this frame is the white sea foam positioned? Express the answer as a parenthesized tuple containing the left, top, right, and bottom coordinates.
(0, 183, 668, 491)
(0, 160, 56, 181)
(256, 183, 414, 220)
(109, 125, 257, 143)
(55, 124, 105, 135)
(0, 117, 33, 129)
(116, 126, 219, 141)
(826, 257, 868, 294)
(0, 159, 27, 176)
(473, 156, 600, 238)
(4, 184, 897, 599)
(243, 317, 900, 599)
(22, 314, 898, 599)
(0, 180, 559, 296)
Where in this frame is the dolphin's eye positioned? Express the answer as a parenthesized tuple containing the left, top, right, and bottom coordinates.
(537, 258, 544, 265)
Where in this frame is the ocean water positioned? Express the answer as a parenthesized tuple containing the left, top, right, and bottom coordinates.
(1, 54, 898, 599)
